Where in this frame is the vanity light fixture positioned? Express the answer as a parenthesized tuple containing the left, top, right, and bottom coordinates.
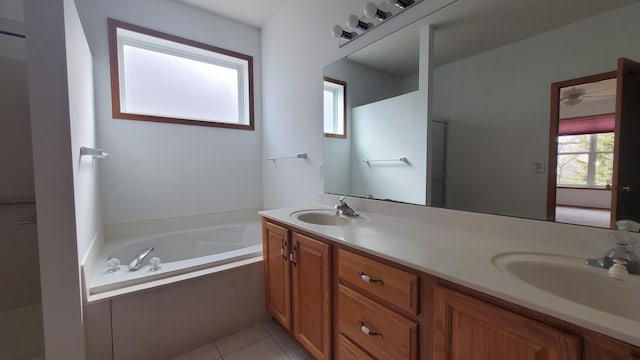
(332, 0, 423, 47)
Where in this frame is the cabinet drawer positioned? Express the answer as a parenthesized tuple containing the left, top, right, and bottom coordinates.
(338, 334, 375, 360)
(338, 248, 419, 315)
(338, 285, 418, 360)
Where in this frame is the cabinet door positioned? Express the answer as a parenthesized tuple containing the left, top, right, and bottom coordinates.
(263, 221, 291, 330)
(291, 232, 331, 360)
(433, 286, 580, 360)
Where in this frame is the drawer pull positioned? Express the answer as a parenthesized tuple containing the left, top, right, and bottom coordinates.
(359, 271, 384, 285)
(357, 320, 383, 338)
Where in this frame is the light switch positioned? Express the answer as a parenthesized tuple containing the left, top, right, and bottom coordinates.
(532, 162, 545, 174)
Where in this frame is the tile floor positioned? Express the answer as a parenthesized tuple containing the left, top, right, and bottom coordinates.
(172, 320, 309, 360)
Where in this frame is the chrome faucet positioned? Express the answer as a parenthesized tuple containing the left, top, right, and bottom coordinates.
(586, 220, 640, 275)
(335, 196, 359, 217)
(128, 246, 155, 271)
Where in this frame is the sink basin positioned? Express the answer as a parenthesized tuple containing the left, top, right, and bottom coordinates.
(493, 252, 640, 321)
(290, 209, 365, 226)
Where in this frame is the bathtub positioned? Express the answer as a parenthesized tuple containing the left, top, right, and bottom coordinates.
(89, 221, 262, 296)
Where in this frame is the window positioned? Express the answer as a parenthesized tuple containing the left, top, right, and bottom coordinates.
(323, 77, 346, 138)
(557, 132, 614, 187)
(108, 19, 254, 130)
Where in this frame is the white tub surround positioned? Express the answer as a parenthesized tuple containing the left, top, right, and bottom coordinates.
(84, 261, 268, 360)
(103, 207, 262, 240)
(259, 204, 640, 348)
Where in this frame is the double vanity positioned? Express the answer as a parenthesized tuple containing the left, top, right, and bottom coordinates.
(260, 205, 640, 359)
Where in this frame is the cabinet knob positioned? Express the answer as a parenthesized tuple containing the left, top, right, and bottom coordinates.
(289, 245, 297, 266)
(357, 320, 383, 338)
(359, 271, 384, 285)
(280, 240, 288, 260)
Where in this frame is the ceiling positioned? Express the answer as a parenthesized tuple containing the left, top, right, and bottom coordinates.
(176, 0, 286, 28)
(561, 78, 617, 105)
(347, 0, 639, 77)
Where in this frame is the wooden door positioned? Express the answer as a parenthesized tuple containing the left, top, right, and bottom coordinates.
(433, 286, 580, 360)
(611, 58, 640, 225)
(263, 221, 291, 330)
(291, 232, 331, 360)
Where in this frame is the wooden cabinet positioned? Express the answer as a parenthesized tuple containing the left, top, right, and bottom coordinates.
(338, 334, 375, 360)
(262, 216, 640, 360)
(337, 248, 420, 360)
(433, 285, 580, 360)
(263, 221, 291, 330)
(338, 285, 418, 360)
(337, 248, 419, 315)
(262, 220, 332, 360)
(291, 232, 331, 360)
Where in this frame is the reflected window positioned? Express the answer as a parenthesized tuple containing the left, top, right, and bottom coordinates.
(557, 132, 614, 187)
(323, 77, 346, 138)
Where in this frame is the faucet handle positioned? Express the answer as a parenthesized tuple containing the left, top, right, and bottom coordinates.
(107, 258, 120, 273)
(338, 196, 347, 205)
(608, 259, 629, 281)
(149, 257, 161, 271)
(616, 219, 640, 232)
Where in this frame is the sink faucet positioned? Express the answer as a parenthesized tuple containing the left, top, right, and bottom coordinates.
(586, 220, 640, 275)
(335, 196, 359, 217)
(128, 246, 155, 271)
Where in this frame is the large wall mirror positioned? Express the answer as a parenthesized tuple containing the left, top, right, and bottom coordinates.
(323, 0, 640, 229)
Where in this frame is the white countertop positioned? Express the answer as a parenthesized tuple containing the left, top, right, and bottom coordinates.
(260, 206, 640, 348)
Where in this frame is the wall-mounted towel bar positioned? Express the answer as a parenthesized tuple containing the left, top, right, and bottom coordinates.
(0, 199, 36, 206)
(80, 146, 110, 159)
(267, 153, 308, 161)
(363, 157, 409, 165)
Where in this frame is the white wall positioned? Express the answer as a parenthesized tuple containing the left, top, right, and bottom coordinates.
(24, 0, 87, 357)
(351, 91, 427, 203)
(0, 56, 32, 200)
(74, 0, 263, 224)
(0, 31, 26, 60)
(65, 0, 101, 267)
(432, 3, 640, 220)
(557, 188, 611, 209)
(323, 59, 407, 196)
(261, 0, 455, 209)
(0, 43, 41, 313)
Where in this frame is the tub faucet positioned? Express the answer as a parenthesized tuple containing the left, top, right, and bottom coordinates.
(335, 196, 359, 217)
(128, 246, 155, 271)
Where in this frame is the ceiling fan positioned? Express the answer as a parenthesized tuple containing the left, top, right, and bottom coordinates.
(560, 87, 615, 107)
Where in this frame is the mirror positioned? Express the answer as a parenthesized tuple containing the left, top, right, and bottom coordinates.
(323, 0, 640, 228)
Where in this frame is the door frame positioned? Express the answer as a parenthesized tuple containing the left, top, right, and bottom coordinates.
(546, 71, 617, 221)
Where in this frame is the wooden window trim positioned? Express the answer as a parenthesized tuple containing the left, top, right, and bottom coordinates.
(108, 18, 255, 130)
(323, 77, 347, 139)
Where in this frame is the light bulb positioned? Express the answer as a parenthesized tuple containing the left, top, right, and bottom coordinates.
(331, 24, 354, 40)
(364, 2, 378, 19)
(364, 2, 388, 21)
